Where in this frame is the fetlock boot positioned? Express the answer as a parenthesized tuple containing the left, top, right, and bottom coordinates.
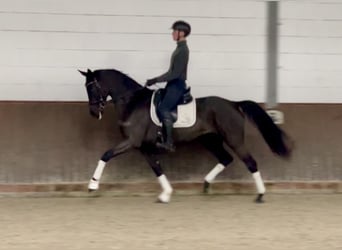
(156, 119, 175, 152)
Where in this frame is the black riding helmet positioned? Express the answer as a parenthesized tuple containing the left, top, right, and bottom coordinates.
(171, 20, 191, 37)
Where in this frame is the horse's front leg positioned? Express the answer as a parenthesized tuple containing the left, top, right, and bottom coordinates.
(88, 140, 132, 192)
(140, 147, 173, 203)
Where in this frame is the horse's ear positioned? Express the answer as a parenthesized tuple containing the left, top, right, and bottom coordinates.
(78, 70, 87, 77)
(78, 69, 93, 77)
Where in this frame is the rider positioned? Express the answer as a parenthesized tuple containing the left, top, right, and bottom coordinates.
(145, 20, 191, 152)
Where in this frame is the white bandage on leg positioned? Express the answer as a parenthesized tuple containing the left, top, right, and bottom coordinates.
(252, 171, 266, 194)
(157, 174, 173, 203)
(204, 163, 225, 183)
(93, 160, 106, 180)
(158, 174, 173, 194)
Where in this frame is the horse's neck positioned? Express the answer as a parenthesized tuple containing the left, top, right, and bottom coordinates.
(96, 69, 149, 121)
(122, 77, 142, 92)
(97, 69, 142, 99)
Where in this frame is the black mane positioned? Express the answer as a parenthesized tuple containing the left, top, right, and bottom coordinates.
(94, 69, 142, 92)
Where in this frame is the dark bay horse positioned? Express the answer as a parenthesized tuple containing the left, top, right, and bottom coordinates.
(79, 69, 293, 203)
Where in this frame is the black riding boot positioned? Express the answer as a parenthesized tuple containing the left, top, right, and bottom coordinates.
(156, 119, 175, 152)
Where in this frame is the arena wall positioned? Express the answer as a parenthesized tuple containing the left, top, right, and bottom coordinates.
(1, 102, 341, 193)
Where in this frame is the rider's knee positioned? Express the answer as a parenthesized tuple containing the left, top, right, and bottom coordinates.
(158, 109, 173, 121)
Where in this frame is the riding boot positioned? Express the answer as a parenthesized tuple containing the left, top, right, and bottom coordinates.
(156, 119, 175, 152)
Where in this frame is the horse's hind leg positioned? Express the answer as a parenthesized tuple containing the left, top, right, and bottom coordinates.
(88, 139, 132, 192)
(233, 146, 266, 203)
(140, 146, 172, 203)
(199, 134, 234, 193)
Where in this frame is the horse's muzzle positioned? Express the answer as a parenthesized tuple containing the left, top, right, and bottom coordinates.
(89, 102, 104, 120)
(89, 108, 103, 120)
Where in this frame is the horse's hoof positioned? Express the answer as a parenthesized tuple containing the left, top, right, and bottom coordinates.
(155, 198, 169, 204)
(203, 181, 210, 194)
(88, 179, 99, 191)
(156, 192, 171, 203)
(255, 194, 264, 203)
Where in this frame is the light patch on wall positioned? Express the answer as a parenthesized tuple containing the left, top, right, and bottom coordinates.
(266, 109, 284, 124)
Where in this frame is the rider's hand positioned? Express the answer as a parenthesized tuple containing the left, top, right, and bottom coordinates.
(145, 78, 157, 87)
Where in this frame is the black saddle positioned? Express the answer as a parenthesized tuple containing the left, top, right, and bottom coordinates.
(153, 87, 193, 122)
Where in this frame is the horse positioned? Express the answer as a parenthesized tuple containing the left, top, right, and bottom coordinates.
(79, 68, 293, 203)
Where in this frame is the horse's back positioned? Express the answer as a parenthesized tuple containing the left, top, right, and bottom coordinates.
(194, 96, 245, 137)
(195, 96, 239, 115)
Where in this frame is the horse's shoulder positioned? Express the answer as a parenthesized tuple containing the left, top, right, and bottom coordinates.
(129, 88, 153, 106)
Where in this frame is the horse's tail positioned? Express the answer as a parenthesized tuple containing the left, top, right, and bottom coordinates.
(237, 100, 293, 158)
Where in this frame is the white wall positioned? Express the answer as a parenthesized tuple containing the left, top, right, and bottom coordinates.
(1, 0, 341, 103)
(0, 0, 266, 101)
(279, 0, 342, 103)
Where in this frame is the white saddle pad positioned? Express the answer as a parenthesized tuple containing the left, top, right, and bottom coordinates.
(150, 91, 196, 128)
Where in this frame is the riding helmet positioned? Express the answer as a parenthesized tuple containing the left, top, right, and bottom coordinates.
(171, 20, 191, 37)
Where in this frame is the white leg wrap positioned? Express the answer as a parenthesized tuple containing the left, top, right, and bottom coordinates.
(88, 160, 106, 191)
(204, 163, 225, 183)
(158, 175, 173, 194)
(158, 175, 173, 203)
(93, 160, 106, 180)
(252, 171, 266, 194)
(88, 178, 99, 190)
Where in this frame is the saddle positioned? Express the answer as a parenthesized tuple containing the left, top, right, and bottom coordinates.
(150, 87, 196, 128)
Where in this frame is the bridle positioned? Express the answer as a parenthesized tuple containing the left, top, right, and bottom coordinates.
(86, 79, 105, 109)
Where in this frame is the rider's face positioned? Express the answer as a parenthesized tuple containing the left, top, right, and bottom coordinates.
(172, 30, 185, 41)
(172, 30, 179, 41)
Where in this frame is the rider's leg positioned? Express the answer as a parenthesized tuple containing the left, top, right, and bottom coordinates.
(157, 79, 185, 152)
(157, 116, 175, 151)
